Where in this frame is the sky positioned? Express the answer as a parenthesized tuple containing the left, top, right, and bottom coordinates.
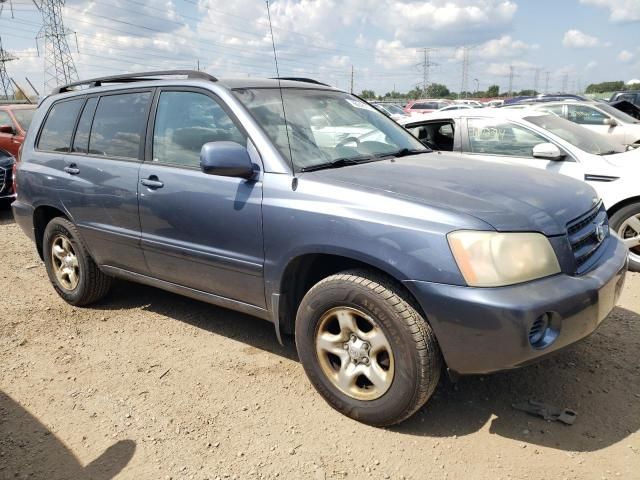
(0, 0, 639, 96)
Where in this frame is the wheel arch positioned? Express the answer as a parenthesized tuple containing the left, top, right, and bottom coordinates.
(33, 205, 69, 260)
(276, 252, 428, 338)
(607, 195, 640, 222)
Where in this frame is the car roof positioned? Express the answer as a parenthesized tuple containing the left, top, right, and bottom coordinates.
(398, 107, 549, 125)
(216, 77, 335, 90)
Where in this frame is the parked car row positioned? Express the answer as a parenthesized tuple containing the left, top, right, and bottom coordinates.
(8, 71, 630, 427)
(398, 107, 640, 270)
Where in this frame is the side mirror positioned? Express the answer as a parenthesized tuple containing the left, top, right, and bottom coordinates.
(200, 141, 255, 179)
(532, 142, 565, 161)
(603, 117, 617, 126)
(0, 124, 15, 135)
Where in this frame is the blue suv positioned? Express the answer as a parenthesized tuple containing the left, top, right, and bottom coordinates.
(12, 71, 628, 426)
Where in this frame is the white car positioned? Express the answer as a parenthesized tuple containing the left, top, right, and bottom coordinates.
(438, 104, 475, 112)
(517, 100, 640, 147)
(399, 108, 640, 270)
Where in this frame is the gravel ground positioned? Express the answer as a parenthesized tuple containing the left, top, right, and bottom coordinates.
(0, 205, 639, 480)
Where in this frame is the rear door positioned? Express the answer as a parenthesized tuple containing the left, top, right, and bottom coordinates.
(460, 117, 584, 180)
(45, 90, 153, 272)
(138, 88, 265, 308)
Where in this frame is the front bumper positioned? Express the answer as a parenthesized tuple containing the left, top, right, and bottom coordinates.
(405, 235, 628, 375)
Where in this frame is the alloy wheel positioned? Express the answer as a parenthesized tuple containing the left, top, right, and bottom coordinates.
(315, 307, 394, 401)
(50, 234, 80, 291)
(618, 213, 640, 263)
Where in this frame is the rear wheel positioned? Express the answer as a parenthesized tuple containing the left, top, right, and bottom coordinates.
(43, 217, 112, 305)
(610, 203, 640, 272)
(295, 270, 441, 426)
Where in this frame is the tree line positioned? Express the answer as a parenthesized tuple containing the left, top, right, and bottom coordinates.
(359, 83, 537, 100)
(584, 81, 640, 94)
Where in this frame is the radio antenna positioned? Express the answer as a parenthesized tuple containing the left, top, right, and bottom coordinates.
(265, 0, 296, 182)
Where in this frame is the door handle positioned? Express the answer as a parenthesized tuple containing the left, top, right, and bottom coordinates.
(140, 176, 164, 189)
(63, 164, 80, 175)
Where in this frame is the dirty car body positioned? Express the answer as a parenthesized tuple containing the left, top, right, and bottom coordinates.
(12, 72, 628, 425)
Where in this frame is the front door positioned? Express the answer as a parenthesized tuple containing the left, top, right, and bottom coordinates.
(138, 88, 265, 308)
(461, 117, 585, 180)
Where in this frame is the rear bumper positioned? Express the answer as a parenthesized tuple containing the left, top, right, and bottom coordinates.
(405, 236, 628, 375)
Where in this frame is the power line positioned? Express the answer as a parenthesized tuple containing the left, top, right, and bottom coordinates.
(544, 71, 550, 93)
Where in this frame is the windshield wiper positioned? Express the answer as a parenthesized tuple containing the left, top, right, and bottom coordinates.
(300, 156, 375, 172)
(377, 148, 429, 158)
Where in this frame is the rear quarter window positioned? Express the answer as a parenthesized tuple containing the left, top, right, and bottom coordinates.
(37, 99, 84, 152)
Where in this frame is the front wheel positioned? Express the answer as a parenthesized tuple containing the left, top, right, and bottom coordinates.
(295, 270, 442, 426)
(609, 203, 640, 272)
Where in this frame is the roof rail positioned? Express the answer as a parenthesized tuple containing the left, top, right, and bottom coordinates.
(270, 77, 330, 87)
(51, 70, 218, 94)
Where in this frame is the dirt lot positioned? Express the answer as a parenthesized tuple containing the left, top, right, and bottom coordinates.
(0, 206, 638, 480)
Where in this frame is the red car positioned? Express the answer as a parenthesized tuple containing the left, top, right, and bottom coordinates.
(0, 104, 36, 158)
(404, 99, 451, 116)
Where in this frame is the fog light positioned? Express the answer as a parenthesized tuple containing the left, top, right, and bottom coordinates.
(529, 313, 550, 346)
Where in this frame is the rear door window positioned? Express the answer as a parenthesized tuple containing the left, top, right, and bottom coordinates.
(89, 92, 151, 159)
(466, 118, 548, 157)
(37, 99, 84, 152)
(566, 105, 607, 125)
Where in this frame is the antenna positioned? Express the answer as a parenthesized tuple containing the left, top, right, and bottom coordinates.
(265, 0, 296, 180)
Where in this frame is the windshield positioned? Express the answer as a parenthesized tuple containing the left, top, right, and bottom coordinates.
(596, 102, 640, 124)
(233, 88, 427, 171)
(11, 108, 36, 131)
(525, 114, 626, 155)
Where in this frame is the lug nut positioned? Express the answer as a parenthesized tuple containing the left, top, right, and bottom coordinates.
(350, 334, 357, 342)
(343, 343, 349, 350)
(363, 343, 369, 350)
(362, 357, 369, 365)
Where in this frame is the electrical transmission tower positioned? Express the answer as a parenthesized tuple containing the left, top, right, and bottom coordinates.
(533, 68, 540, 93)
(459, 46, 470, 98)
(544, 71, 551, 93)
(33, 0, 78, 92)
(508, 65, 514, 96)
(561, 74, 569, 93)
(417, 48, 437, 96)
(0, 1, 17, 100)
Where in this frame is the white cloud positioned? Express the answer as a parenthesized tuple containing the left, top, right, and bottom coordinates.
(475, 35, 535, 59)
(586, 60, 599, 69)
(580, 0, 640, 23)
(618, 49, 635, 62)
(385, 0, 518, 47)
(374, 39, 418, 69)
(562, 29, 600, 48)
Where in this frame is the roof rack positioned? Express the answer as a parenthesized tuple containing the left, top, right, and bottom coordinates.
(52, 70, 218, 94)
(270, 77, 330, 87)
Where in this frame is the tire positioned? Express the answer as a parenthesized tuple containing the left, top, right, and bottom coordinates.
(609, 203, 640, 272)
(295, 269, 442, 426)
(42, 217, 112, 306)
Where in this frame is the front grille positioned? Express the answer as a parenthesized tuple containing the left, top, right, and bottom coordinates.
(0, 167, 6, 193)
(566, 202, 609, 274)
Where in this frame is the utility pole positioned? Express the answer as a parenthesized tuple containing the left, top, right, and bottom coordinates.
(0, 37, 17, 100)
(417, 47, 436, 96)
(561, 74, 568, 93)
(350, 65, 354, 94)
(33, 0, 79, 92)
(533, 68, 540, 93)
(544, 71, 550, 94)
(508, 65, 514, 97)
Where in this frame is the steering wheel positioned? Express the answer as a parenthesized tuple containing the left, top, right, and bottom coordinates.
(336, 136, 361, 149)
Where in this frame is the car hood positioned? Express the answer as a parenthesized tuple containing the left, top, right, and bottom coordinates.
(306, 152, 598, 236)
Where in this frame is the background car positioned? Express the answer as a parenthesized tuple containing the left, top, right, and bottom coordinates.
(0, 105, 36, 158)
(513, 100, 640, 147)
(0, 148, 16, 206)
(399, 108, 640, 270)
(403, 99, 451, 116)
(438, 104, 475, 112)
(370, 102, 408, 120)
(610, 90, 640, 108)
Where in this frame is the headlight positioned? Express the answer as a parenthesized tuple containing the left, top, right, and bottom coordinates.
(448, 231, 561, 287)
